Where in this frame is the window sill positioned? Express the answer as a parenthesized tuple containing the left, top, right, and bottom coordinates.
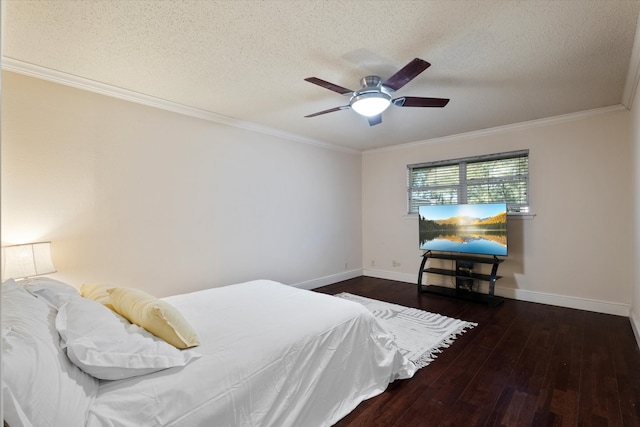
(507, 212, 536, 220)
(404, 212, 536, 220)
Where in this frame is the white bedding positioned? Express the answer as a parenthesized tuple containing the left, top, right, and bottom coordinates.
(86, 280, 415, 427)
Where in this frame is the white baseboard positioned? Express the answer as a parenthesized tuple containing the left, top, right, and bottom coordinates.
(495, 287, 630, 317)
(292, 268, 631, 318)
(292, 269, 363, 290)
(630, 309, 640, 350)
(362, 268, 417, 284)
(362, 269, 630, 317)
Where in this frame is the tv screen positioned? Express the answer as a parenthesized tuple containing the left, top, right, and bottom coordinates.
(418, 203, 508, 256)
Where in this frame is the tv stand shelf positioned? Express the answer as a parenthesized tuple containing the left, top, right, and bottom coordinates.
(418, 250, 504, 306)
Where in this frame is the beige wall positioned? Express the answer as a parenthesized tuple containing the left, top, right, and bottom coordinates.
(362, 108, 633, 315)
(2, 70, 636, 318)
(1, 72, 363, 296)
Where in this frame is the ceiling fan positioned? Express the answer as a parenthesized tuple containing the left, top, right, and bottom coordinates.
(304, 58, 449, 126)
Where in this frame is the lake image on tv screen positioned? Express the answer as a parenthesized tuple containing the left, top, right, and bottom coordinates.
(419, 203, 508, 256)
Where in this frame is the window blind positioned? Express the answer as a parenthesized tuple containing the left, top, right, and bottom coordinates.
(407, 150, 529, 214)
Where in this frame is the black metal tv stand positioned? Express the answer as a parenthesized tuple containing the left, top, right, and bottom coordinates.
(417, 250, 504, 306)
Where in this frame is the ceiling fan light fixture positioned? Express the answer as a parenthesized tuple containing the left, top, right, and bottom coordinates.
(350, 92, 391, 117)
(304, 58, 448, 126)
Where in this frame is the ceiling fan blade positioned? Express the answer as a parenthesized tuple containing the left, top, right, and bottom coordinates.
(367, 114, 382, 126)
(305, 105, 350, 118)
(382, 58, 431, 92)
(393, 96, 450, 108)
(304, 77, 354, 95)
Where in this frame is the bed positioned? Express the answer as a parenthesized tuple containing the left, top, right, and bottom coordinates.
(2, 277, 415, 427)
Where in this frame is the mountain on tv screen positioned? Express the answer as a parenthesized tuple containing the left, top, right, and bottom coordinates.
(418, 203, 507, 256)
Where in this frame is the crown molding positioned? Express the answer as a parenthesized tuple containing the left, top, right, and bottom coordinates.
(365, 104, 627, 154)
(2, 56, 631, 157)
(1, 57, 359, 155)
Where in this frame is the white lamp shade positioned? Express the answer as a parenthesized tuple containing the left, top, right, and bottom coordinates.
(350, 93, 391, 117)
(1, 242, 57, 281)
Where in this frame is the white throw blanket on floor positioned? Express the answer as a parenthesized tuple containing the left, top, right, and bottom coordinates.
(335, 293, 477, 369)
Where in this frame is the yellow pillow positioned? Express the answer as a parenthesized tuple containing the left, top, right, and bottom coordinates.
(107, 287, 200, 349)
(80, 284, 115, 311)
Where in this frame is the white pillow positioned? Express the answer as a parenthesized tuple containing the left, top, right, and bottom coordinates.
(21, 276, 80, 309)
(1, 279, 99, 427)
(56, 296, 201, 380)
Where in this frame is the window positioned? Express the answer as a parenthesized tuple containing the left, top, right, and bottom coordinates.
(407, 150, 529, 214)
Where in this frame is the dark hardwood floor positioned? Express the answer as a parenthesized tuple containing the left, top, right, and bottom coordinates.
(314, 277, 640, 427)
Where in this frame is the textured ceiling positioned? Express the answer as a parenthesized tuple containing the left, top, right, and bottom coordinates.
(3, 1, 640, 151)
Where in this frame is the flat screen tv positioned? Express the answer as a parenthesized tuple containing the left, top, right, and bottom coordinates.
(418, 203, 508, 256)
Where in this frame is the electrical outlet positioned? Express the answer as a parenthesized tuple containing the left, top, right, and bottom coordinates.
(392, 260, 401, 267)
